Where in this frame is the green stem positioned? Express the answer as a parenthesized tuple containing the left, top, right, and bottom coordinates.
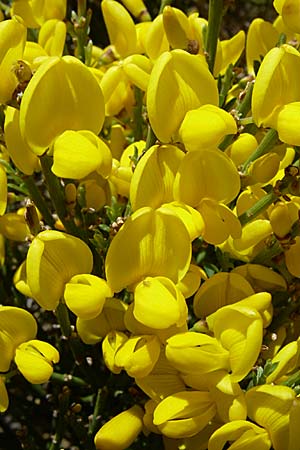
(22, 175, 55, 228)
(78, 0, 86, 17)
(133, 87, 144, 141)
(145, 124, 157, 151)
(252, 237, 283, 265)
(51, 372, 87, 387)
(49, 386, 70, 450)
(206, 0, 224, 74)
(239, 117, 254, 126)
(238, 191, 277, 226)
(219, 81, 254, 150)
(40, 155, 81, 237)
(88, 388, 104, 436)
(55, 302, 97, 386)
(242, 128, 279, 172)
(219, 64, 234, 108)
(159, 0, 172, 14)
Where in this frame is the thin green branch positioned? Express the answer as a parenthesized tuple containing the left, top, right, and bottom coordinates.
(40, 155, 82, 237)
(206, 0, 224, 74)
(22, 175, 55, 227)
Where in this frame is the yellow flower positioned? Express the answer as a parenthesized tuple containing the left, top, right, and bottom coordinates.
(130, 144, 184, 211)
(153, 390, 217, 439)
(0, 16, 27, 104)
(102, 330, 128, 374)
(166, 332, 230, 375)
(208, 420, 272, 450)
(94, 405, 144, 450)
(38, 19, 66, 57)
(246, 384, 296, 450)
(100, 63, 135, 116)
(0, 306, 37, 372)
(193, 271, 254, 319)
(119, 0, 150, 21)
(174, 149, 240, 207)
(246, 18, 279, 75)
(274, 0, 300, 33)
(19, 56, 105, 154)
(105, 206, 191, 292)
(63, 274, 113, 320)
(76, 298, 127, 345)
(4, 106, 39, 175)
(206, 293, 272, 381)
(147, 49, 218, 142)
(133, 276, 187, 329)
(178, 105, 237, 152)
(114, 334, 161, 378)
(14, 339, 59, 384)
(0, 377, 8, 413)
(24, 230, 93, 310)
(52, 130, 112, 179)
(266, 338, 300, 383)
(252, 44, 300, 129)
(0, 165, 7, 216)
(101, 0, 137, 58)
(285, 236, 300, 278)
(11, 0, 66, 27)
(231, 264, 287, 293)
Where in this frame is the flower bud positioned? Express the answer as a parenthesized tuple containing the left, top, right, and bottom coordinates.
(14, 339, 59, 384)
(95, 405, 144, 450)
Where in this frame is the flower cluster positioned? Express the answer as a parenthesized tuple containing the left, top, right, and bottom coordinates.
(0, 0, 300, 449)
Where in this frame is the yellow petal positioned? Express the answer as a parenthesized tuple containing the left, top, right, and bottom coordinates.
(0, 212, 29, 241)
(38, 19, 66, 57)
(94, 405, 144, 450)
(31, 0, 66, 25)
(179, 104, 237, 152)
(0, 378, 8, 413)
(208, 420, 271, 450)
(246, 18, 279, 75)
(133, 277, 187, 329)
(115, 334, 161, 378)
(198, 200, 242, 245)
(0, 306, 37, 372)
(20, 56, 105, 154)
(166, 332, 230, 375)
(252, 45, 300, 127)
(76, 298, 127, 345)
(161, 202, 205, 241)
(52, 130, 112, 179)
(193, 272, 254, 319)
(26, 230, 93, 310)
(246, 385, 295, 450)
(147, 50, 218, 142)
(105, 206, 191, 292)
(0, 165, 7, 215)
(64, 274, 113, 320)
(122, 54, 152, 91)
(102, 330, 128, 374)
(285, 236, 300, 277)
(144, 15, 169, 61)
(15, 339, 59, 384)
(101, 0, 137, 58)
(4, 106, 39, 175)
(153, 391, 216, 439)
(274, 0, 300, 33)
(0, 16, 27, 104)
(130, 144, 184, 211)
(174, 149, 240, 206)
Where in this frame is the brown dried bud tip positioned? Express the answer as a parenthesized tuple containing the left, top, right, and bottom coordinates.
(285, 165, 299, 177)
(24, 200, 41, 236)
(187, 39, 199, 55)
